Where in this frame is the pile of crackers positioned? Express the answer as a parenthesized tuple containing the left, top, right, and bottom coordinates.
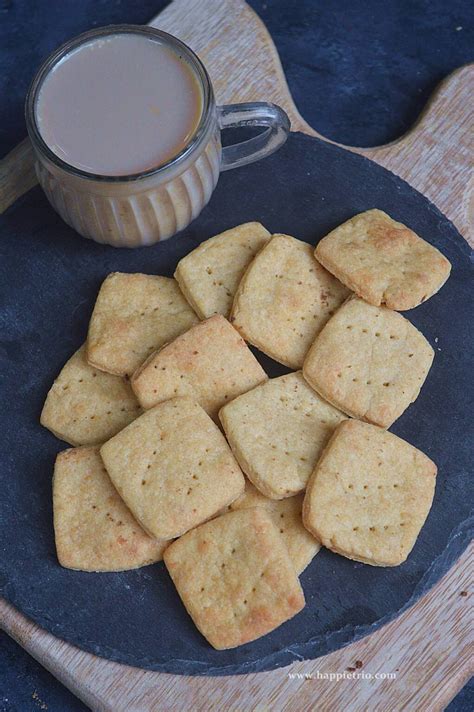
(41, 210, 451, 650)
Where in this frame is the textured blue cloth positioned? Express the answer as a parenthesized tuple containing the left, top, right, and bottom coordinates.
(0, 0, 473, 709)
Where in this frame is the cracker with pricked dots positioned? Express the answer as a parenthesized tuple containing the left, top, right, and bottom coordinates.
(303, 420, 437, 566)
(230, 481, 320, 574)
(303, 297, 434, 428)
(87, 272, 199, 377)
(40, 345, 142, 446)
(219, 371, 346, 499)
(131, 315, 267, 419)
(164, 508, 305, 649)
(100, 397, 245, 540)
(315, 209, 451, 310)
(53, 447, 168, 571)
(230, 234, 350, 368)
(174, 222, 271, 319)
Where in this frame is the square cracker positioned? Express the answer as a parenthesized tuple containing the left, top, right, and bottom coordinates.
(131, 315, 267, 419)
(230, 234, 350, 368)
(53, 447, 167, 571)
(174, 222, 271, 319)
(220, 371, 346, 498)
(40, 345, 142, 446)
(315, 209, 451, 310)
(303, 420, 437, 566)
(100, 397, 245, 540)
(303, 297, 434, 428)
(230, 481, 320, 574)
(164, 508, 305, 649)
(87, 273, 198, 377)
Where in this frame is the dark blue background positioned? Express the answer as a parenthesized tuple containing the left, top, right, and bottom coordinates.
(1, 1, 472, 710)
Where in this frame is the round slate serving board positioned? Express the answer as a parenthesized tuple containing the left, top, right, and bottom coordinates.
(0, 132, 472, 676)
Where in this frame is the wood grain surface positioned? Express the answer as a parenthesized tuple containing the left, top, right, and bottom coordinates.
(1, 1, 472, 710)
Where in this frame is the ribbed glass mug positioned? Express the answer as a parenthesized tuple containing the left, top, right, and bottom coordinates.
(25, 25, 290, 248)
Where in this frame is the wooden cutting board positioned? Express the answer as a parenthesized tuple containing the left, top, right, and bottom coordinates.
(0, 1, 472, 710)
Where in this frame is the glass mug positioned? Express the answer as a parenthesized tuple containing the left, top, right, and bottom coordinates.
(25, 25, 290, 248)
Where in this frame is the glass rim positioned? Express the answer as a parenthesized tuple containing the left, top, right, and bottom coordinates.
(25, 24, 214, 183)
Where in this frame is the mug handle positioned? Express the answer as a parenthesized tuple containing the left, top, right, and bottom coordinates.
(218, 102, 290, 171)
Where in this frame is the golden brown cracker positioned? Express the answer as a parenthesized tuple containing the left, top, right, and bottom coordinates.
(220, 371, 346, 498)
(315, 209, 451, 310)
(131, 315, 267, 419)
(230, 234, 350, 368)
(303, 297, 434, 427)
(100, 397, 245, 540)
(303, 420, 437, 566)
(53, 446, 167, 571)
(164, 508, 305, 649)
(87, 272, 198, 377)
(40, 345, 141, 446)
(174, 222, 271, 319)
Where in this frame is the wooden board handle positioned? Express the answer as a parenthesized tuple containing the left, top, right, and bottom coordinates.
(361, 64, 474, 243)
(0, 137, 36, 214)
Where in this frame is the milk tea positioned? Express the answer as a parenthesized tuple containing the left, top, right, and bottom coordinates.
(35, 32, 203, 176)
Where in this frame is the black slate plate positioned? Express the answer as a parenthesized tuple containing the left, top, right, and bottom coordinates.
(0, 132, 472, 675)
